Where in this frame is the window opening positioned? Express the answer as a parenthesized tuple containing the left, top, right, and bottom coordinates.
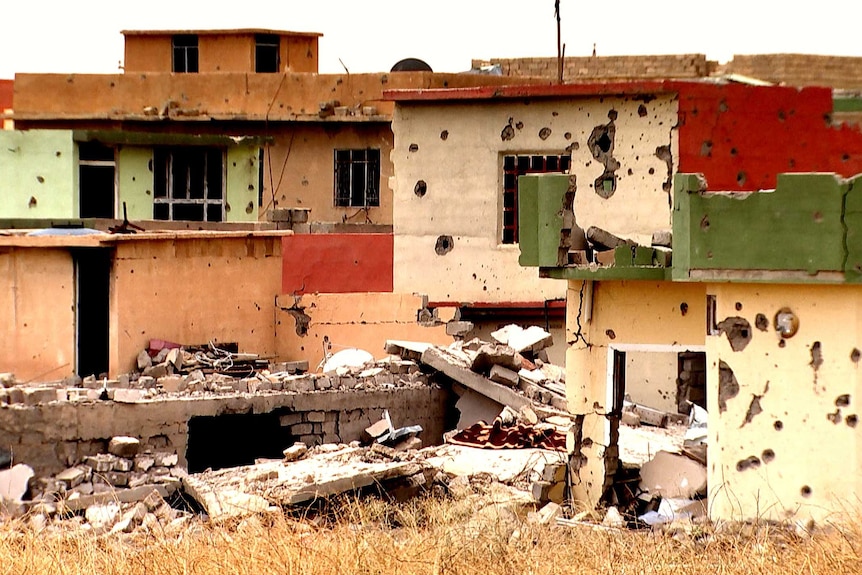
(255, 34, 280, 73)
(334, 149, 380, 208)
(78, 142, 116, 218)
(502, 153, 571, 244)
(153, 147, 225, 222)
(172, 34, 199, 73)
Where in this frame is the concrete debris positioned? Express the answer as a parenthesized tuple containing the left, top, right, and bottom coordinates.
(0, 464, 34, 502)
(489, 365, 520, 387)
(322, 348, 375, 373)
(108, 436, 141, 458)
(602, 505, 626, 528)
(491, 324, 554, 354)
(639, 450, 708, 500)
(586, 226, 634, 251)
(282, 443, 308, 462)
(638, 497, 706, 526)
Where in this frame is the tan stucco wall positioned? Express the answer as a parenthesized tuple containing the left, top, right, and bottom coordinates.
(0, 248, 75, 382)
(262, 123, 394, 224)
(391, 95, 677, 304)
(565, 280, 706, 508)
(275, 292, 451, 370)
(706, 282, 862, 522)
(110, 236, 283, 375)
(625, 351, 679, 413)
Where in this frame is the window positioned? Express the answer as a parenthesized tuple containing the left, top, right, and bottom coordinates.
(502, 154, 571, 244)
(334, 149, 380, 208)
(172, 35, 199, 73)
(153, 147, 224, 222)
(79, 142, 116, 218)
(255, 34, 280, 73)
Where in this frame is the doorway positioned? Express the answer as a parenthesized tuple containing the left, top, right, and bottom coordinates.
(74, 249, 111, 379)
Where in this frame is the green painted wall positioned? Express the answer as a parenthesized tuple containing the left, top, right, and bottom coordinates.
(117, 146, 155, 220)
(0, 130, 77, 218)
(517, 173, 569, 268)
(226, 145, 260, 222)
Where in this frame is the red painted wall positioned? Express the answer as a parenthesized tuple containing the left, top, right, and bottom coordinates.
(281, 234, 393, 294)
(0, 79, 12, 110)
(678, 83, 862, 191)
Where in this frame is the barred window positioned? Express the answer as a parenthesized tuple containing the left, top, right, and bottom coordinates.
(502, 154, 571, 244)
(334, 149, 380, 208)
(153, 147, 224, 222)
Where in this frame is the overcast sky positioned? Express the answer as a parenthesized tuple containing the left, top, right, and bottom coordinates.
(2, 1, 861, 79)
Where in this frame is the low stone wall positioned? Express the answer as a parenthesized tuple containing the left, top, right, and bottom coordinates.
(0, 386, 452, 476)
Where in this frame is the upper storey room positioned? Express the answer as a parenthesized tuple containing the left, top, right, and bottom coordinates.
(121, 29, 321, 74)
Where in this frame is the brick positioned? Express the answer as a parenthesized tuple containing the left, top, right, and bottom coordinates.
(279, 412, 304, 427)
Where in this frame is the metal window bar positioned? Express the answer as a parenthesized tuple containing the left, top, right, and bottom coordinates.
(153, 148, 225, 222)
(502, 154, 571, 244)
(334, 149, 380, 207)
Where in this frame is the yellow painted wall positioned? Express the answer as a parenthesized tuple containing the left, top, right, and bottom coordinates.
(391, 95, 678, 304)
(0, 248, 75, 381)
(565, 279, 706, 508)
(626, 351, 679, 413)
(706, 282, 862, 522)
(275, 292, 450, 370)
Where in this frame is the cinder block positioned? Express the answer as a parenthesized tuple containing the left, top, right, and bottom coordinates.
(307, 411, 326, 423)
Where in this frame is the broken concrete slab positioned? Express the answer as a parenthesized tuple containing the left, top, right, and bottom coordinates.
(108, 436, 141, 458)
(489, 365, 520, 387)
(586, 226, 632, 250)
(470, 343, 521, 373)
(490, 325, 554, 354)
(384, 340, 433, 361)
(639, 450, 707, 500)
(59, 485, 168, 513)
(445, 321, 474, 338)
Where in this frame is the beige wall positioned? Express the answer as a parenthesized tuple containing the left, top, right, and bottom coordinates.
(625, 351, 679, 413)
(706, 282, 862, 522)
(275, 292, 451, 370)
(262, 123, 394, 224)
(110, 235, 283, 375)
(391, 95, 677, 304)
(0, 248, 75, 382)
(565, 279, 706, 508)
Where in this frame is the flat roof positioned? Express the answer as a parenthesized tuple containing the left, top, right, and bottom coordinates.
(122, 29, 322, 38)
(383, 80, 698, 102)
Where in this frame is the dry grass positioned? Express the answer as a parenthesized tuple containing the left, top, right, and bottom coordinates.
(0, 493, 860, 575)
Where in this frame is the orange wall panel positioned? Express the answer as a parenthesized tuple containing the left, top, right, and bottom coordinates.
(281, 234, 393, 294)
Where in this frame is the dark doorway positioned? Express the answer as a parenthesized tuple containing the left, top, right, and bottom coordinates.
(74, 249, 111, 379)
(186, 412, 294, 473)
(78, 142, 116, 218)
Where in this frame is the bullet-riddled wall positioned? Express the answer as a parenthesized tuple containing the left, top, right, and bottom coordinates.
(706, 283, 862, 522)
(0, 130, 77, 217)
(391, 93, 677, 304)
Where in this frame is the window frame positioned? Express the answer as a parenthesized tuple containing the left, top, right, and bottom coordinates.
(172, 34, 199, 73)
(255, 34, 280, 73)
(333, 148, 381, 208)
(153, 147, 225, 222)
(78, 142, 117, 219)
(501, 153, 571, 244)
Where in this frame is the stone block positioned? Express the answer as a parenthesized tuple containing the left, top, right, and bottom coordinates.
(6, 388, 23, 405)
(307, 411, 326, 423)
(321, 421, 338, 435)
(152, 452, 178, 467)
(489, 365, 520, 387)
(134, 455, 155, 472)
(279, 412, 304, 427)
(291, 423, 313, 435)
(143, 363, 169, 379)
(108, 436, 141, 458)
(22, 387, 59, 406)
(295, 377, 315, 393)
(55, 466, 88, 489)
(113, 458, 134, 472)
(83, 454, 117, 473)
(314, 376, 332, 391)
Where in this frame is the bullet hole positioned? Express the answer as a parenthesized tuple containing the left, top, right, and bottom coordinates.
(408, 143, 419, 152)
(717, 317, 752, 352)
(737, 171, 747, 186)
(248, 184, 255, 191)
(846, 414, 859, 428)
(538, 127, 552, 140)
(730, 148, 737, 157)
(515, 121, 524, 130)
(755, 314, 769, 331)
(762, 449, 775, 463)
(718, 360, 740, 413)
(435, 235, 454, 255)
(440, 130, 449, 141)
(501, 119, 516, 141)
(225, 202, 231, 212)
(741, 394, 763, 427)
(700, 140, 713, 157)
(55, 151, 62, 157)
(148, 159, 154, 172)
(813, 211, 823, 223)
(800, 485, 812, 498)
(835, 394, 851, 408)
(637, 104, 648, 117)
(842, 153, 850, 162)
(810, 342, 823, 371)
(774, 420, 783, 431)
(648, 167, 655, 175)
(414, 180, 427, 197)
(778, 110, 786, 121)
(827, 410, 842, 424)
(719, 100, 728, 113)
(245, 202, 254, 214)
(564, 132, 572, 140)
(588, 117, 619, 199)
(789, 158, 796, 168)
(680, 302, 689, 316)
(735, 302, 743, 311)
(552, 111, 559, 117)
(145, 190, 151, 196)
(36, 175, 45, 183)
(778, 339, 786, 348)
(655, 145, 673, 192)
(852, 348, 861, 363)
(736, 456, 760, 472)
(605, 329, 616, 340)
(627, 168, 633, 175)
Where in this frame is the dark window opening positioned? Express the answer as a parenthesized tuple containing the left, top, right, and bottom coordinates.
(172, 35, 199, 73)
(79, 142, 115, 219)
(334, 148, 380, 207)
(153, 147, 225, 222)
(502, 153, 571, 244)
(186, 413, 295, 473)
(74, 248, 111, 379)
(255, 34, 280, 73)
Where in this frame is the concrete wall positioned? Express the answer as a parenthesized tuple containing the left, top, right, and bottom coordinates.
(706, 282, 862, 522)
(0, 386, 450, 476)
(275, 292, 451, 370)
(262, 123, 394, 224)
(0, 130, 76, 218)
(565, 279, 707, 508)
(478, 54, 711, 83)
(625, 351, 679, 413)
(111, 234, 284, 375)
(0, 247, 76, 382)
(117, 146, 153, 220)
(391, 94, 677, 304)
